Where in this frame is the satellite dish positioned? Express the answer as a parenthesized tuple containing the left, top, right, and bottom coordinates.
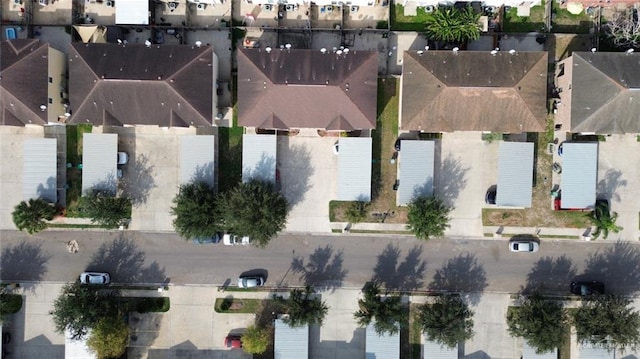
(490, 50, 498, 56)
(336, 50, 343, 55)
(509, 49, 516, 55)
(591, 48, 597, 53)
(332, 47, 337, 52)
(320, 48, 327, 54)
(494, 47, 500, 51)
(64, 112, 71, 117)
(285, 43, 291, 49)
(417, 50, 424, 55)
(425, 46, 429, 51)
(452, 47, 459, 52)
(343, 48, 349, 54)
(195, 40, 202, 47)
(279, 44, 284, 49)
(39, 105, 47, 111)
(627, 48, 634, 54)
(117, 39, 122, 44)
(265, 47, 272, 53)
(144, 40, 152, 47)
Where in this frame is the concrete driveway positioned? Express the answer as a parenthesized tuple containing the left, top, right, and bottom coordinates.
(0, 126, 47, 230)
(278, 133, 338, 233)
(106, 126, 199, 232)
(597, 134, 640, 241)
(437, 132, 486, 238)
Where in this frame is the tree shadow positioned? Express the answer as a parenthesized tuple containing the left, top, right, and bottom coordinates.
(434, 153, 469, 209)
(36, 176, 58, 204)
(429, 253, 487, 305)
(86, 234, 168, 285)
(522, 255, 576, 294)
(85, 173, 118, 197)
(189, 162, 215, 189)
(596, 169, 627, 203)
(243, 151, 277, 185)
(583, 241, 640, 295)
(280, 139, 314, 207)
(0, 241, 51, 282)
(119, 154, 157, 207)
(372, 244, 427, 291)
(291, 245, 347, 293)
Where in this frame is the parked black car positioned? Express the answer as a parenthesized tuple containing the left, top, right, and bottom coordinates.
(570, 281, 604, 296)
(485, 185, 497, 205)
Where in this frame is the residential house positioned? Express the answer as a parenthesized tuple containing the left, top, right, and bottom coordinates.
(555, 51, 640, 134)
(237, 47, 378, 131)
(1, 39, 66, 126)
(400, 50, 548, 133)
(67, 43, 217, 127)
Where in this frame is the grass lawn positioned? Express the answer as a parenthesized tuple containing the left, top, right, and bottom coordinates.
(214, 298, 265, 314)
(391, 2, 433, 31)
(217, 109, 243, 194)
(407, 303, 422, 359)
(330, 78, 407, 224)
(502, 4, 546, 32)
(65, 124, 93, 217)
(551, 1, 592, 34)
(482, 118, 591, 228)
(129, 297, 171, 313)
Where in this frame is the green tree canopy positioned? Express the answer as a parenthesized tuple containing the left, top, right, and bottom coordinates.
(424, 6, 481, 44)
(171, 181, 221, 240)
(80, 191, 131, 228)
(219, 179, 288, 247)
(507, 293, 567, 354)
(354, 282, 406, 335)
(573, 295, 640, 351)
(419, 295, 474, 348)
(50, 282, 121, 340)
(406, 196, 451, 240)
(12, 198, 56, 234)
(587, 202, 623, 240)
(242, 325, 272, 354)
(87, 317, 129, 359)
(277, 286, 329, 328)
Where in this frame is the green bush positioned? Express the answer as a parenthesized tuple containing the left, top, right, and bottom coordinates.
(0, 294, 23, 315)
(132, 297, 170, 313)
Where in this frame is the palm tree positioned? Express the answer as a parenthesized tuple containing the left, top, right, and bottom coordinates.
(278, 286, 329, 328)
(12, 198, 56, 234)
(424, 6, 481, 44)
(588, 202, 622, 239)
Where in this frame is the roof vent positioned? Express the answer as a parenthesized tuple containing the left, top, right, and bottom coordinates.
(145, 40, 152, 47)
(627, 48, 634, 54)
(265, 47, 272, 53)
(195, 40, 202, 47)
(591, 48, 597, 53)
(320, 48, 327, 54)
(490, 50, 498, 56)
(509, 49, 516, 55)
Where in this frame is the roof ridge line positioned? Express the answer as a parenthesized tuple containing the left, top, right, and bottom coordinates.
(167, 46, 210, 80)
(576, 53, 627, 91)
(164, 82, 210, 126)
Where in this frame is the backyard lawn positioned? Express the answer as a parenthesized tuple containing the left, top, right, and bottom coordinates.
(502, 4, 546, 32)
(502, 0, 593, 33)
(65, 124, 93, 217)
(391, 3, 433, 31)
(217, 114, 243, 194)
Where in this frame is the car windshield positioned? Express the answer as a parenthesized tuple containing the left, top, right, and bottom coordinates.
(243, 278, 257, 287)
(88, 275, 104, 284)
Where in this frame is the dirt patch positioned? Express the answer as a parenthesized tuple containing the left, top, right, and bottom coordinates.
(551, 34, 592, 61)
(488, 211, 524, 226)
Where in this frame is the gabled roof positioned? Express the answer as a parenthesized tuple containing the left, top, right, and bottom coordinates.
(237, 48, 378, 130)
(68, 43, 214, 127)
(401, 51, 548, 133)
(0, 40, 49, 126)
(569, 52, 640, 134)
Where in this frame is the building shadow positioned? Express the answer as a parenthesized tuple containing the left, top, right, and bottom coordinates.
(280, 139, 314, 207)
(372, 243, 427, 291)
(428, 253, 487, 305)
(291, 245, 347, 293)
(583, 241, 640, 295)
(86, 234, 168, 285)
(120, 153, 157, 207)
(144, 340, 252, 359)
(522, 255, 576, 294)
(434, 153, 469, 209)
(0, 241, 50, 282)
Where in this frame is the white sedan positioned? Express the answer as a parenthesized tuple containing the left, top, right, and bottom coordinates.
(509, 240, 539, 253)
(222, 234, 250, 246)
(79, 272, 110, 285)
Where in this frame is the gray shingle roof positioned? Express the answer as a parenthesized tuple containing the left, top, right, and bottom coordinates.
(0, 40, 49, 126)
(569, 52, 640, 134)
(68, 43, 215, 127)
(237, 48, 378, 130)
(400, 50, 548, 132)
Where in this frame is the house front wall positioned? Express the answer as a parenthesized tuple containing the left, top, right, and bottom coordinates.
(47, 47, 67, 124)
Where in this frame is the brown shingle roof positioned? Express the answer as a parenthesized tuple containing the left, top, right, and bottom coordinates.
(0, 40, 49, 126)
(400, 51, 548, 133)
(68, 43, 214, 127)
(237, 48, 378, 130)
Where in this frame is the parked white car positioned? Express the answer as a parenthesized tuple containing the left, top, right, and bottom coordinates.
(79, 272, 110, 285)
(222, 234, 250, 246)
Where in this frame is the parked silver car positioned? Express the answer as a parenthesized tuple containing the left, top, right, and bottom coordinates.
(237, 275, 265, 288)
(79, 272, 110, 285)
(509, 240, 539, 253)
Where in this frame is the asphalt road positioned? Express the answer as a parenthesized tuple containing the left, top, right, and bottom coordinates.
(2, 230, 640, 296)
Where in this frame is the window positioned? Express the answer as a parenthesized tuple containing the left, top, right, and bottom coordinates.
(48, 98, 53, 104)
(48, 77, 53, 83)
